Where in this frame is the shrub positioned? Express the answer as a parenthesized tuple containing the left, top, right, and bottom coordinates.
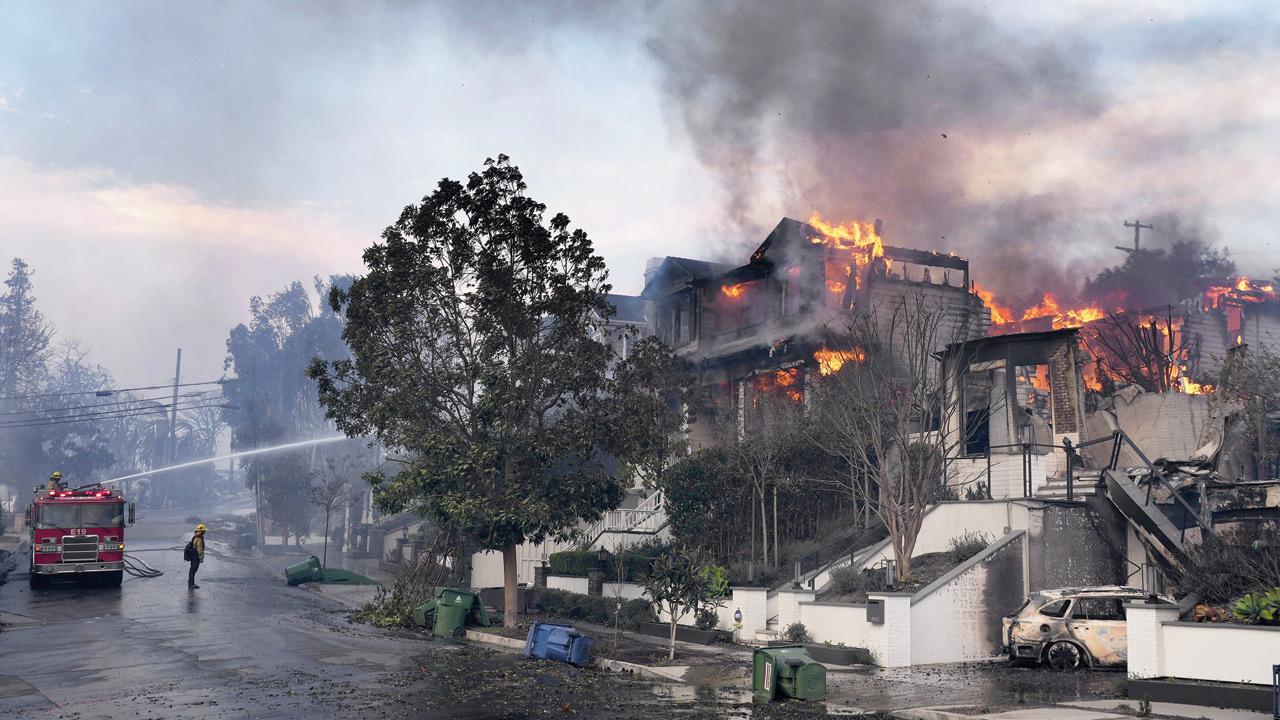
(534, 588, 654, 630)
(618, 599, 654, 630)
(1231, 588, 1280, 625)
(948, 531, 991, 564)
(694, 607, 719, 631)
(829, 565, 867, 594)
(783, 622, 810, 643)
(548, 550, 602, 577)
(1174, 527, 1280, 603)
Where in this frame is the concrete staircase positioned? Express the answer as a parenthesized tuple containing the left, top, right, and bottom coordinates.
(1035, 469, 1103, 500)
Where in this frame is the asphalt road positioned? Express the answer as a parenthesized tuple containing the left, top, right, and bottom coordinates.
(0, 501, 1117, 719)
(0, 504, 825, 719)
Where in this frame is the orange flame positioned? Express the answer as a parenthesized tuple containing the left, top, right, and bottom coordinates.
(973, 283, 1015, 325)
(1020, 292, 1105, 329)
(814, 347, 865, 376)
(720, 283, 747, 300)
(753, 368, 804, 402)
(808, 212, 885, 296)
(1203, 276, 1277, 310)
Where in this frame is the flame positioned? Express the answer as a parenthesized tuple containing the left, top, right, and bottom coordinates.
(973, 283, 1015, 325)
(1178, 377, 1212, 395)
(808, 212, 885, 297)
(1203, 276, 1278, 310)
(721, 282, 747, 300)
(814, 347, 865, 376)
(753, 368, 804, 402)
(826, 279, 847, 295)
(1019, 292, 1105, 329)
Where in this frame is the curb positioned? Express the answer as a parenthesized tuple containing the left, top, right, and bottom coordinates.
(463, 629, 527, 651)
(594, 657, 689, 682)
(891, 708, 979, 720)
(463, 630, 691, 682)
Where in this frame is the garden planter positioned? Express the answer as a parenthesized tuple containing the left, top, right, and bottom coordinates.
(768, 641, 872, 666)
(637, 621, 722, 645)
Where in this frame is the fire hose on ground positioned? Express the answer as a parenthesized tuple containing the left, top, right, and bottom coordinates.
(122, 552, 164, 578)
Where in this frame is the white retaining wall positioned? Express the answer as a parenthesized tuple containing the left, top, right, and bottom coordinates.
(1128, 604, 1280, 685)
(775, 589, 816, 632)
(545, 574, 590, 595)
(601, 581, 647, 600)
(948, 452, 1060, 500)
(726, 586, 769, 639)
(798, 602, 869, 648)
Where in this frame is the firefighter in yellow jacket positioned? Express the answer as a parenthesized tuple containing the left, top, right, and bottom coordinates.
(186, 524, 206, 589)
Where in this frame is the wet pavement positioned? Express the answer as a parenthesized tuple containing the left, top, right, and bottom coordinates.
(0, 502, 1120, 719)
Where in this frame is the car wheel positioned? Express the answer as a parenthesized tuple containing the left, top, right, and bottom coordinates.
(1045, 641, 1085, 671)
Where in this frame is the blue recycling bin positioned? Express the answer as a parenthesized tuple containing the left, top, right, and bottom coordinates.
(524, 622, 593, 667)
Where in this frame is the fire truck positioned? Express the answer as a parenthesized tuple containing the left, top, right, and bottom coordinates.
(26, 485, 135, 589)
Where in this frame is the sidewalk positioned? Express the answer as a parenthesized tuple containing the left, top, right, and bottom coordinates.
(895, 699, 1272, 720)
(252, 539, 389, 610)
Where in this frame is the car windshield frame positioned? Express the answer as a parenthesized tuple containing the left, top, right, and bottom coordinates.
(1038, 599, 1071, 618)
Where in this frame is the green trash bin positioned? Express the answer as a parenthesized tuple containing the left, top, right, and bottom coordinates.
(412, 599, 437, 628)
(284, 555, 323, 586)
(752, 645, 827, 703)
(430, 587, 491, 636)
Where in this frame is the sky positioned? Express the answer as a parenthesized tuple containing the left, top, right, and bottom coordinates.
(1, 1, 1278, 388)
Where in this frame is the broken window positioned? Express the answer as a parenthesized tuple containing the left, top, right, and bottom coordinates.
(1072, 597, 1124, 621)
(962, 368, 1005, 455)
(1013, 364, 1052, 447)
(1038, 599, 1070, 618)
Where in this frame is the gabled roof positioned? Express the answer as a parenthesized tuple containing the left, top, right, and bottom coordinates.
(605, 293, 647, 324)
(641, 256, 731, 298)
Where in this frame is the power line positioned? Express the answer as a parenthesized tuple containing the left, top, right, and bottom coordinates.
(0, 399, 228, 431)
(0, 394, 222, 426)
(0, 389, 219, 419)
(0, 379, 226, 402)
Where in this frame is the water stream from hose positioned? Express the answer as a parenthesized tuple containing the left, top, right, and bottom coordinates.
(100, 436, 350, 485)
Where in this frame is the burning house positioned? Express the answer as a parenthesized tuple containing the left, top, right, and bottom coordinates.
(641, 215, 988, 447)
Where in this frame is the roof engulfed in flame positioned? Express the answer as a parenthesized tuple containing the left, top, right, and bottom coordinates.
(807, 212, 885, 294)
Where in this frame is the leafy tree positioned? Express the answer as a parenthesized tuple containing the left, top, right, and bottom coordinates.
(309, 155, 626, 626)
(224, 276, 352, 541)
(658, 447, 742, 557)
(640, 548, 724, 660)
(600, 336, 700, 491)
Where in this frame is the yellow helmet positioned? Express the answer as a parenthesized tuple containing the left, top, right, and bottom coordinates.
(195, 524, 206, 532)
(51, 471, 62, 479)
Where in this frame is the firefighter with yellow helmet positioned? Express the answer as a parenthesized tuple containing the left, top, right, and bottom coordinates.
(184, 523, 206, 589)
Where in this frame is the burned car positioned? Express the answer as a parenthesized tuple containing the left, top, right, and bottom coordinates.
(1002, 586, 1174, 670)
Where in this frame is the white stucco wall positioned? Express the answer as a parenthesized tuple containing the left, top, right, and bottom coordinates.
(798, 602, 869, 648)
(857, 501, 1030, 569)
(1160, 622, 1280, 685)
(469, 536, 578, 589)
(601, 581, 647, 600)
(949, 452, 1059, 500)
(1129, 604, 1280, 685)
(727, 587, 769, 639)
(775, 589, 816, 633)
(546, 574, 591, 595)
(866, 594, 913, 667)
(909, 531, 1024, 664)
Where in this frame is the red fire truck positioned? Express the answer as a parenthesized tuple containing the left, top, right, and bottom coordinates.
(26, 485, 135, 589)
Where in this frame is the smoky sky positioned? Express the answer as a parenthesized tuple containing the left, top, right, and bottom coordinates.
(640, 0, 1278, 307)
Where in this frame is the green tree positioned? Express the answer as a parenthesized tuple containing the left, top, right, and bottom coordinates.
(224, 276, 352, 541)
(640, 548, 723, 660)
(309, 155, 625, 626)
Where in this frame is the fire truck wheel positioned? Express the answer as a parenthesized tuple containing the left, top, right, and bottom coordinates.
(28, 569, 49, 590)
(102, 570, 124, 588)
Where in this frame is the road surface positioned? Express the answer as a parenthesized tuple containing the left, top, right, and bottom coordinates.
(0, 505, 807, 719)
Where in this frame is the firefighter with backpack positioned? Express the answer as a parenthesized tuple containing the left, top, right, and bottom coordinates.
(184, 524, 206, 589)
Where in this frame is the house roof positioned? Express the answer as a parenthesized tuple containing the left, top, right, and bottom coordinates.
(641, 256, 731, 297)
(605, 293, 647, 324)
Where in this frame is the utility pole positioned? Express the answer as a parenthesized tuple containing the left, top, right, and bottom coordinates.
(1118, 220, 1153, 254)
(167, 348, 182, 466)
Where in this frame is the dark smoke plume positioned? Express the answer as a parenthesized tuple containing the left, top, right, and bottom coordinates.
(644, 1, 1115, 304)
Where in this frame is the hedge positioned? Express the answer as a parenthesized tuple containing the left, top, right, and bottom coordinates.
(548, 550, 601, 577)
(548, 545, 664, 581)
(535, 588, 653, 630)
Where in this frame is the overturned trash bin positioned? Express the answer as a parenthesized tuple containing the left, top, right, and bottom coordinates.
(284, 555, 323, 586)
(417, 587, 491, 637)
(752, 645, 826, 703)
(524, 622, 593, 667)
